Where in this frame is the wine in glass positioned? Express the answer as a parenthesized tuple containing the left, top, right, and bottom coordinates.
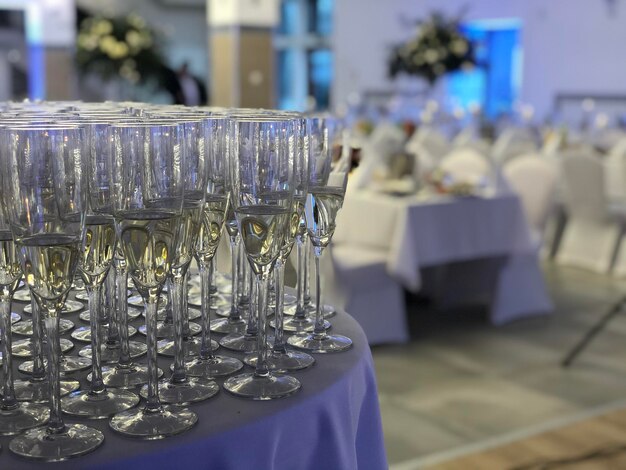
(223, 116, 301, 399)
(288, 115, 353, 353)
(4, 124, 105, 460)
(108, 121, 198, 438)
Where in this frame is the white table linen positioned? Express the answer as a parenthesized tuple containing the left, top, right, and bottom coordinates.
(331, 189, 552, 342)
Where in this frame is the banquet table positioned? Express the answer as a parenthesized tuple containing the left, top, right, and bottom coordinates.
(0, 288, 387, 470)
(329, 188, 553, 344)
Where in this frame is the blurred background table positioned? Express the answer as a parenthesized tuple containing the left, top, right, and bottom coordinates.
(328, 188, 553, 345)
(0, 293, 387, 470)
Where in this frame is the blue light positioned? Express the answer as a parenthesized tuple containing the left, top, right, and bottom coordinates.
(28, 44, 45, 100)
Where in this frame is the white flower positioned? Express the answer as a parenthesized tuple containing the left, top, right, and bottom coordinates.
(92, 19, 113, 36)
(424, 49, 439, 63)
(451, 40, 468, 56)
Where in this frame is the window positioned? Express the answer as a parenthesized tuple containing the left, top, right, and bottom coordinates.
(276, 0, 333, 111)
(447, 19, 523, 119)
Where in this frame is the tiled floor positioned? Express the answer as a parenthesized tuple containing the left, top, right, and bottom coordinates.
(372, 263, 626, 468)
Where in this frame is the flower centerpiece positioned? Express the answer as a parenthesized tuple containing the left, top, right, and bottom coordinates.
(388, 11, 476, 86)
(76, 12, 167, 89)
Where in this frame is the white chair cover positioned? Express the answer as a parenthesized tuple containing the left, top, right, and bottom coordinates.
(439, 148, 491, 186)
(492, 127, 538, 164)
(503, 154, 558, 237)
(405, 126, 450, 179)
(323, 245, 408, 345)
(350, 123, 406, 190)
(556, 151, 625, 272)
(604, 137, 626, 202)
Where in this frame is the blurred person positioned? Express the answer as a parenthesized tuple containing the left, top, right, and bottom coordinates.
(175, 61, 207, 106)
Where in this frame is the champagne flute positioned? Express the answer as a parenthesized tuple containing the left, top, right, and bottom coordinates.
(140, 116, 219, 405)
(109, 121, 198, 438)
(223, 116, 301, 399)
(186, 115, 243, 378)
(255, 116, 315, 370)
(288, 114, 352, 353)
(61, 119, 139, 418)
(210, 206, 246, 334)
(3, 124, 104, 460)
(0, 202, 50, 435)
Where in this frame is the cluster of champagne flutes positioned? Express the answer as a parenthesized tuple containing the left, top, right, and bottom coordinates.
(0, 101, 352, 461)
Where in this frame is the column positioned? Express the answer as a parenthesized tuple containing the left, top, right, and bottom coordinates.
(207, 0, 279, 108)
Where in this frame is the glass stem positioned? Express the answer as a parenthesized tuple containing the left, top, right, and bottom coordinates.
(210, 253, 218, 295)
(228, 235, 240, 321)
(303, 234, 311, 308)
(245, 267, 257, 336)
(170, 274, 187, 383)
(105, 268, 119, 348)
(115, 258, 131, 367)
(294, 233, 306, 320)
(273, 259, 286, 353)
(88, 284, 105, 394)
(30, 296, 46, 380)
(0, 293, 17, 409)
(144, 294, 161, 412)
(199, 259, 215, 360)
(181, 273, 190, 339)
(254, 274, 270, 378)
(239, 248, 250, 311)
(313, 247, 326, 338)
(43, 311, 65, 433)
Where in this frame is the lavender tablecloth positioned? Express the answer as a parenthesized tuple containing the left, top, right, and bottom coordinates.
(0, 291, 387, 470)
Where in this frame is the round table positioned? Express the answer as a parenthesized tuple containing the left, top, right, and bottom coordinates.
(0, 289, 387, 469)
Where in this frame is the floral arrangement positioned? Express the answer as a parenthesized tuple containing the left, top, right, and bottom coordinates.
(388, 11, 476, 85)
(76, 12, 167, 86)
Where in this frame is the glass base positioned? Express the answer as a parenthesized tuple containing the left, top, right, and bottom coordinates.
(78, 341, 146, 363)
(24, 299, 84, 315)
(219, 333, 258, 353)
(13, 289, 31, 303)
(210, 316, 246, 334)
(9, 423, 104, 461)
(13, 318, 74, 337)
(99, 364, 163, 389)
(0, 402, 50, 436)
(287, 332, 352, 353)
(128, 293, 167, 309)
(157, 337, 218, 358)
(243, 349, 315, 371)
(61, 389, 139, 419)
(71, 324, 137, 343)
(14, 378, 80, 403)
(140, 377, 219, 405)
(269, 293, 297, 310)
(79, 308, 141, 323)
(183, 355, 244, 378)
(285, 303, 335, 318)
(13, 338, 74, 358)
(223, 372, 301, 400)
(137, 320, 201, 338)
(11, 312, 20, 323)
(187, 294, 230, 309)
(275, 316, 330, 333)
(187, 308, 201, 321)
(109, 405, 197, 440)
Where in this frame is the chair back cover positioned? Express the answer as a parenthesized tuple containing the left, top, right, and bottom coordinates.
(504, 154, 557, 232)
(561, 151, 608, 221)
(604, 136, 626, 201)
(439, 148, 491, 183)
